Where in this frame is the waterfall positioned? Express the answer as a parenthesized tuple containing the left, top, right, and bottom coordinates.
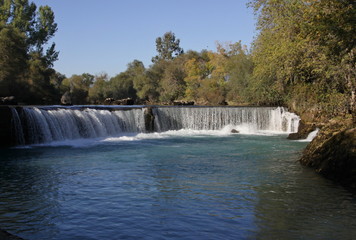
(12, 107, 146, 145)
(297, 128, 319, 142)
(153, 106, 300, 133)
(10, 108, 25, 145)
(9, 106, 300, 145)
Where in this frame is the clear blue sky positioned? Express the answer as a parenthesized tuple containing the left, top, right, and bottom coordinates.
(32, 0, 256, 78)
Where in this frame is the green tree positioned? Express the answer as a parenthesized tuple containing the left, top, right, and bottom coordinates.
(249, 0, 355, 112)
(62, 73, 95, 104)
(197, 50, 228, 105)
(222, 42, 254, 104)
(106, 72, 137, 100)
(0, 0, 59, 103)
(0, 25, 27, 97)
(88, 73, 108, 104)
(129, 60, 160, 103)
(152, 31, 184, 63)
(26, 51, 60, 103)
(142, 61, 164, 103)
(50, 71, 66, 90)
(183, 50, 211, 101)
(1, 0, 58, 63)
(160, 55, 187, 102)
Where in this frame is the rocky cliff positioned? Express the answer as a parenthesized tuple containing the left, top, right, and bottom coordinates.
(298, 115, 356, 190)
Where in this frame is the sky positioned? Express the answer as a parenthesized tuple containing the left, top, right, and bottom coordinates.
(31, 0, 256, 78)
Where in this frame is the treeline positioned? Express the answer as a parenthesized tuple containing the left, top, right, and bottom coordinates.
(250, 0, 355, 119)
(0, 0, 60, 104)
(80, 37, 253, 106)
(1, 0, 355, 119)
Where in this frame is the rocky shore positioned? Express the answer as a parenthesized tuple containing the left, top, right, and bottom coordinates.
(293, 114, 356, 191)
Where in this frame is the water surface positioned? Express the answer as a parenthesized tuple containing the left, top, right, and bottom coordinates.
(0, 132, 355, 239)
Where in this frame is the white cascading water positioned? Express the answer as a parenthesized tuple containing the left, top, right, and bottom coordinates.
(298, 128, 319, 142)
(153, 106, 300, 133)
(10, 108, 25, 145)
(18, 107, 146, 144)
(11, 106, 300, 145)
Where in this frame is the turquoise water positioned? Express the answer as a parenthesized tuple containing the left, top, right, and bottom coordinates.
(0, 132, 356, 239)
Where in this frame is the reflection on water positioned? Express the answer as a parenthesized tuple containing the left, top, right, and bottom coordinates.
(0, 134, 355, 240)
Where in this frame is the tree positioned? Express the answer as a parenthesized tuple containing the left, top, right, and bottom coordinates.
(249, 0, 355, 113)
(0, 26, 27, 97)
(62, 73, 94, 104)
(26, 51, 60, 103)
(106, 72, 137, 100)
(1, 0, 58, 64)
(221, 41, 254, 104)
(50, 71, 66, 90)
(129, 60, 161, 103)
(152, 31, 184, 63)
(88, 73, 108, 104)
(0, 0, 59, 103)
(197, 50, 228, 105)
(141, 62, 164, 103)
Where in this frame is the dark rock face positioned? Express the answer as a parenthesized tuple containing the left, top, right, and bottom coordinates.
(144, 107, 155, 132)
(231, 129, 239, 133)
(300, 127, 356, 189)
(288, 120, 318, 140)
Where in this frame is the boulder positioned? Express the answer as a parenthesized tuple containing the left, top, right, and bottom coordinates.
(104, 98, 115, 105)
(0, 96, 17, 105)
(115, 98, 134, 105)
(300, 127, 356, 189)
(287, 120, 318, 140)
(103, 98, 134, 105)
(231, 129, 239, 133)
(61, 92, 72, 105)
(173, 100, 194, 106)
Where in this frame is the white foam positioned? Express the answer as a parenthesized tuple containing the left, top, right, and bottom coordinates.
(18, 125, 294, 148)
(298, 128, 319, 142)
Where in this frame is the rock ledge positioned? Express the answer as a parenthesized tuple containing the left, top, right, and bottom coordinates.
(300, 126, 356, 189)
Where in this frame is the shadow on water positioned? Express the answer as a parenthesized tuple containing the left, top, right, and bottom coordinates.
(251, 151, 356, 240)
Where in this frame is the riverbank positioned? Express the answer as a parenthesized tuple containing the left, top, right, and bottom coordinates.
(292, 111, 356, 191)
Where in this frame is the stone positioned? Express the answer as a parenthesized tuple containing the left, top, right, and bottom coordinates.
(104, 98, 115, 105)
(61, 92, 72, 105)
(231, 129, 239, 133)
(0, 96, 17, 105)
(173, 100, 194, 106)
(117, 98, 134, 105)
(109, 98, 134, 105)
(300, 127, 356, 190)
(287, 120, 318, 140)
